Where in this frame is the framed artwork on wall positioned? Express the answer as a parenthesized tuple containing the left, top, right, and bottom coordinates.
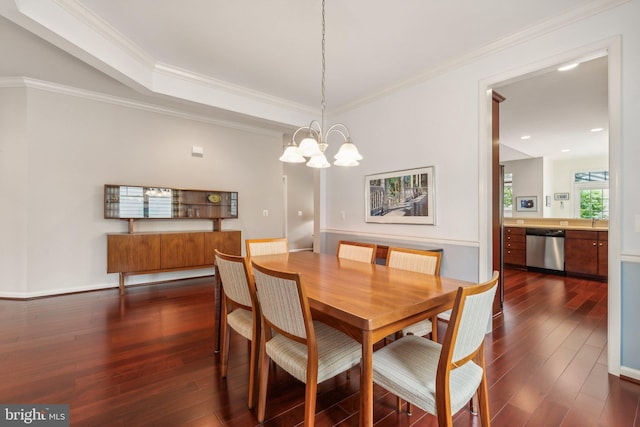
(515, 196, 537, 212)
(365, 166, 435, 225)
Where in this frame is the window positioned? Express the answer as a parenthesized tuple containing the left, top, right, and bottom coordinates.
(574, 170, 609, 219)
(503, 173, 513, 217)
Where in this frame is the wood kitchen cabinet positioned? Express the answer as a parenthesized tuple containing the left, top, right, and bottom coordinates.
(503, 227, 526, 268)
(564, 230, 608, 279)
(107, 230, 241, 294)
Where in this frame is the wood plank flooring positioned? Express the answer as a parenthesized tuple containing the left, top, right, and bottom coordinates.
(0, 268, 638, 426)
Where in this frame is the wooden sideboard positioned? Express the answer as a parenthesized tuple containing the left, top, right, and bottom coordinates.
(107, 230, 241, 294)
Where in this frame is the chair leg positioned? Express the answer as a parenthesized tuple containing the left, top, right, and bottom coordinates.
(220, 304, 230, 378)
(256, 343, 270, 423)
(247, 339, 257, 409)
(469, 394, 478, 415)
(304, 381, 317, 427)
(431, 316, 438, 342)
(475, 343, 491, 426)
(476, 374, 490, 425)
(395, 396, 412, 415)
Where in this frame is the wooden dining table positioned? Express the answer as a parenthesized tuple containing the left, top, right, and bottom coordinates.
(247, 251, 474, 426)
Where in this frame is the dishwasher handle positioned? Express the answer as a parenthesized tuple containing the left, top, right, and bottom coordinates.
(526, 228, 565, 237)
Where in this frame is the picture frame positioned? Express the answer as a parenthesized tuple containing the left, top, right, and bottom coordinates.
(365, 166, 435, 225)
(515, 196, 537, 212)
(554, 192, 570, 201)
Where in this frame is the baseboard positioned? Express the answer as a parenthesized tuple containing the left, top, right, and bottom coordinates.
(620, 366, 640, 383)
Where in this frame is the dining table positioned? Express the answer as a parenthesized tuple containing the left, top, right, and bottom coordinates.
(246, 251, 475, 426)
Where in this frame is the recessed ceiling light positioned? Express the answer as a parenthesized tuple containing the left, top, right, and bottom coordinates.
(558, 63, 579, 71)
(561, 149, 571, 153)
(590, 127, 604, 132)
(521, 135, 531, 140)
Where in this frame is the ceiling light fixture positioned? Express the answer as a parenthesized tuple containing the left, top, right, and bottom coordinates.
(279, 0, 362, 168)
(561, 148, 571, 153)
(590, 127, 604, 132)
(558, 63, 579, 71)
(521, 135, 531, 140)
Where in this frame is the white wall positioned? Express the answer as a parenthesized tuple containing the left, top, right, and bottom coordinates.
(549, 154, 608, 218)
(323, 0, 640, 375)
(0, 85, 285, 297)
(503, 158, 544, 218)
(283, 154, 314, 251)
(323, 0, 640, 256)
(0, 88, 28, 295)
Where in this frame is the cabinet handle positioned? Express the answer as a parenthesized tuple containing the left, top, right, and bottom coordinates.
(593, 242, 597, 246)
(599, 242, 603, 246)
(507, 236, 511, 240)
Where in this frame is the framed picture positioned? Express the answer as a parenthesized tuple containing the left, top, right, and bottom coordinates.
(554, 192, 570, 201)
(365, 166, 435, 225)
(515, 196, 537, 212)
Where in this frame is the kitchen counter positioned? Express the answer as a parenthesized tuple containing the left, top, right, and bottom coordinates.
(504, 218, 608, 231)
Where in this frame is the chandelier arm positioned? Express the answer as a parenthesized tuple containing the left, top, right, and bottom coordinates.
(325, 123, 351, 141)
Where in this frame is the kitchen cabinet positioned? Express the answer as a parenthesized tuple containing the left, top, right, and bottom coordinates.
(503, 227, 526, 267)
(564, 230, 608, 279)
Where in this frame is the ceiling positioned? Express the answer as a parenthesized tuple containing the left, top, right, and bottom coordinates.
(0, 0, 613, 157)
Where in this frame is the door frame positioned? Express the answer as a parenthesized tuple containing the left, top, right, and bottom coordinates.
(477, 36, 621, 376)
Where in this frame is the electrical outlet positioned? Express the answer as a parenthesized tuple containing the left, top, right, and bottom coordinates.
(340, 211, 346, 220)
(263, 209, 269, 217)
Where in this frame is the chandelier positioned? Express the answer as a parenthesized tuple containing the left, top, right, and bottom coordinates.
(279, 0, 362, 168)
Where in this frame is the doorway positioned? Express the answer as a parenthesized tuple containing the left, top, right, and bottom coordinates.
(479, 37, 622, 375)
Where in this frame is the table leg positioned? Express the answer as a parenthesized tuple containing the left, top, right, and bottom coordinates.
(119, 273, 125, 296)
(213, 267, 222, 353)
(359, 331, 374, 426)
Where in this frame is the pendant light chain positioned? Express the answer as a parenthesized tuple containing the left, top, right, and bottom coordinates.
(320, 0, 326, 142)
(278, 0, 363, 167)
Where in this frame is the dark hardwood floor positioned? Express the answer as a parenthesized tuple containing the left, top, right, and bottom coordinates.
(1, 268, 638, 426)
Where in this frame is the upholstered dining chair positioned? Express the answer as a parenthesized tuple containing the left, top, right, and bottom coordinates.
(336, 240, 377, 264)
(245, 237, 289, 258)
(251, 261, 362, 426)
(214, 250, 260, 409)
(386, 247, 442, 341)
(372, 271, 500, 427)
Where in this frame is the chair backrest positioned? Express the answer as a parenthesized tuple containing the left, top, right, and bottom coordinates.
(439, 271, 499, 372)
(337, 240, 377, 264)
(214, 250, 255, 310)
(386, 247, 442, 275)
(245, 238, 289, 258)
(251, 261, 314, 345)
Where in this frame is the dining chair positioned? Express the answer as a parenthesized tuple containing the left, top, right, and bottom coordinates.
(214, 249, 260, 409)
(372, 271, 500, 427)
(251, 261, 362, 426)
(245, 237, 289, 258)
(336, 240, 377, 264)
(386, 247, 442, 341)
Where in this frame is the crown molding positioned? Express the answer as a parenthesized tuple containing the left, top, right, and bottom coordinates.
(1, 0, 316, 126)
(0, 76, 285, 137)
(3, 0, 629, 119)
(334, 0, 630, 114)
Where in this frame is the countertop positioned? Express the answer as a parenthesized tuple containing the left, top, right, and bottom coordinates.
(503, 218, 608, 231)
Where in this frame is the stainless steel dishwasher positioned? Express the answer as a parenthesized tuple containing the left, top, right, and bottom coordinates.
(526, 228, 565, 271)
